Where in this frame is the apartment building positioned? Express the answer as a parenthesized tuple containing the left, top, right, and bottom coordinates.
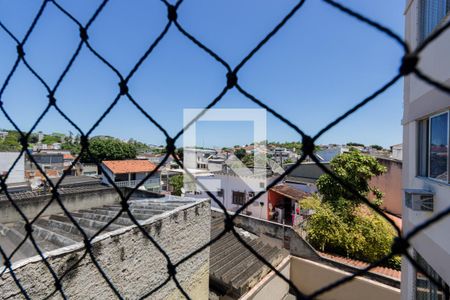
(402, 1, 450, 299)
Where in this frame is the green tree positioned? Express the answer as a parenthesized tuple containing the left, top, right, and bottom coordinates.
(169, 175, 184, 196)
(301, 151, 400, 269)
(301, 196, 398, 267)
(316, 150, 386, 207)
(0, 131, 21, 151)
(80, 137, 137, 163)
(234, 148, 246, 160)
(42, 134, 62, 144)
(346, 142, 365, 147)
(128, 139, 151, 154)
(369, 144, 383, 151)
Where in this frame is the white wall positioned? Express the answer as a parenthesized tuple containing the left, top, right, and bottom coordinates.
(402, 1, 450, 298)
(193, 173, 276, 220)
(0, 152, 25, 184)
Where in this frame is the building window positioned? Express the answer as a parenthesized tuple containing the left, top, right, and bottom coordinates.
(232, 191, 246, 205)
(418, 119, 429, 177)
(429, 113, 448, 181)
(419, 0, 450, 42)
(417, 111, 449, 183)
(217, 189, 223, 197)
(415, 250, 450, 300)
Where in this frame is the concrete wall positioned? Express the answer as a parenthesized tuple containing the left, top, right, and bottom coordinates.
(0, 152, 25, 184)
(290, 257, 400, 300)
(369, 157, 402, 216)
(240, 256, 290, 300)
(0, 200, 211, 299)
(215, 209, 400, 288)
(211, 208, 319, 261)
(0, 187, 119, 224)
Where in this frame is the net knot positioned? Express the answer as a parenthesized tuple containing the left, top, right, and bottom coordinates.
(301, 135, 315, 156)
(16, 44, 25, 58)
(166, 138, 175, 154)
(0, 181, 7, 191)
(47, 93, 56, 106)
(84, 238, 92, 250)
(226, 72, 237, 89)
(51, 189, 60, 198)
(167, 5, 177, 22)
(399, 54, 418, 76)
(119, 80, 129, 95)
(80, 135, 89, 149)
(3, 260, 11, 268)
(24, 223, 33, 234)
(224, 218, 234, 232)
(121, 200, 129, 211)
(391, 237, 409, 255)
(167, 263, 177, 277)
(54, 281, 62, 290)
(19, 137, 29, 149)
(79, 27, 89, 42)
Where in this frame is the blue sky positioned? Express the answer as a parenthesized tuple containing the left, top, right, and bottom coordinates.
(0, 0, 405, 148)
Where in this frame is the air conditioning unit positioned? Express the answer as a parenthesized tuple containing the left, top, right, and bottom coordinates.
(404, 189, 434, 211)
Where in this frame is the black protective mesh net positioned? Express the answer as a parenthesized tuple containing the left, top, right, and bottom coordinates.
(0, 0, 450, 299)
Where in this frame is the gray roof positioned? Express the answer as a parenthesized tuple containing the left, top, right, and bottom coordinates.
(0, 195, 197, 265)
(209, 215, 288, 298)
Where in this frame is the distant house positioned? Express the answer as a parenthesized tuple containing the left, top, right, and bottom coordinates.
(268, 184, 311, 225)
(390, 144, 402, 161)
(184, 148, 217, 170)
(190, 170, 277, 219)
(0, 152, 25, 184)
(63, 153, 75, 167)
(25, 152, 64, 172)
(101, 160, 160, 192)
(313, 146, 348, 162)
(80, 163, 98, 177)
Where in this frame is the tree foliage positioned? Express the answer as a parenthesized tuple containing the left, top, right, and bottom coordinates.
(346, 142, 365, 147)
(169, 175, 184, 196)
(234, 148, 246, 160)
(316, 150, 386, 206)
(80, 137, 137, 163)
(369, 144, 384, 151)
(301, 196, 399, 268)
(0, 131, 21, 151)
(302, 151, 399, 269)
(128, 139, 151, 154)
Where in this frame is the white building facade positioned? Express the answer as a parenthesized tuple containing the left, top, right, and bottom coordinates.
(189, 171, 276, 219)
(0, 152, 25, 183)
(402, 1, 450, 299)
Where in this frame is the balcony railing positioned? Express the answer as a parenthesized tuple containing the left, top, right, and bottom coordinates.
(114, 180, 158, 189)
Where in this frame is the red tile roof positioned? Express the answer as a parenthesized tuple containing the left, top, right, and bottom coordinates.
(63, 154, 75, 160)
(319, 252, 401, 280)
(270, 184, 310, 200)
(102, 160, 157, 174)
